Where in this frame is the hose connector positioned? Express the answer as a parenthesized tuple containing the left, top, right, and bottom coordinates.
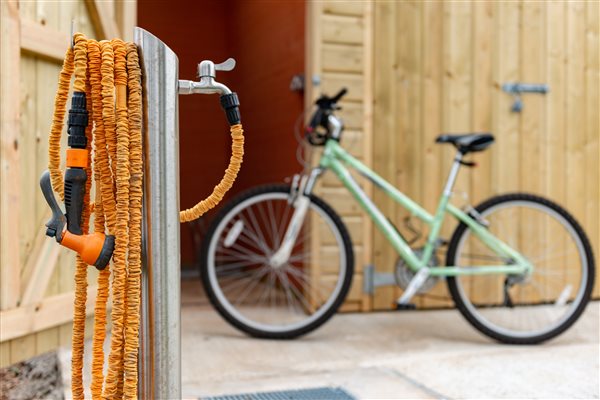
(220, 93, 241, 125)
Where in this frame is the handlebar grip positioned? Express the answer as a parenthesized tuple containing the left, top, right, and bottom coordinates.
(331, 87, 347, 103)
(220, 93, 241, 125)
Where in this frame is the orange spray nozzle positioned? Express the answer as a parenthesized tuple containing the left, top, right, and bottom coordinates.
(61, 231, 115, 269)
(40, 170, 114, 270)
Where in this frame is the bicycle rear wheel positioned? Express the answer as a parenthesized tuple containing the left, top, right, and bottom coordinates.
(447, 193, 595, 344)
(200, 184, 354, 339)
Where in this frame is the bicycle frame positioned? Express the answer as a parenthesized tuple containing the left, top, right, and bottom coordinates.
(314, 139, 533, 277)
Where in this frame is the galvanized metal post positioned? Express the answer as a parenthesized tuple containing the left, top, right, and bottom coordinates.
(135, 27, 181, 399)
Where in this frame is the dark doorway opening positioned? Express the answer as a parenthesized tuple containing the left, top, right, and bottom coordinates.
(138, 0, 306, 269)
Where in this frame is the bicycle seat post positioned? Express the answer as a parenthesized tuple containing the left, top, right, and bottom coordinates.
(443, 151, 464, 197)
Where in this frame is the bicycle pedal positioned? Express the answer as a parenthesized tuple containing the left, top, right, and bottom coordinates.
(395, 302, 416, 311)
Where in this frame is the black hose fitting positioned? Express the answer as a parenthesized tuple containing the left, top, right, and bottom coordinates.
(220, 93, 241, 125)
(67, 92, 88, 148)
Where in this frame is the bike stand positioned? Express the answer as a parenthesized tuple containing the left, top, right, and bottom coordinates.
(363, 264, 428, 310)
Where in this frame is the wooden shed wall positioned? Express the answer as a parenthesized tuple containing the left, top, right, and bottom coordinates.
(372, 0, 599, 309)
(0, 0, 136, 367)
(306, 1, 374, 312)
(307, 0, 598, 311)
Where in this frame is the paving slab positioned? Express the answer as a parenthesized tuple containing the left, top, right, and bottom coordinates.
(58, 279, 599, 399)
(181, 295, 599, 400)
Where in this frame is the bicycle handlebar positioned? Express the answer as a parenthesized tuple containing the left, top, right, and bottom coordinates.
(305, 88, 347, 145)
(330, 88, 347, 104)
(315, 87, 347, 109)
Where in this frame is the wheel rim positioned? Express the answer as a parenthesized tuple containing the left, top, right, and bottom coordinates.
(207, 192, 347, 334)
(453, 200, 588, 339)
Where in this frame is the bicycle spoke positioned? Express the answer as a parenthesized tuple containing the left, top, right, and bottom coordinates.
(245, 205, 272, 254)
(238, 213, 272, 255)
(276, 201, 293, 245)
(233, 268, 271, 306)
(277, 269, 304, 316)
(450, 198, 590, 342)
(266, 200, 282, 248)
(207, 192, 349, 335)
(284, 264, 326, 304)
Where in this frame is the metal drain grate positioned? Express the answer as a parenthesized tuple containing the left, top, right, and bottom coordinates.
(203, 387, 356, 400)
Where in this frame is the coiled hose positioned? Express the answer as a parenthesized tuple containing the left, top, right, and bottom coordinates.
(48, 33, 243, 399)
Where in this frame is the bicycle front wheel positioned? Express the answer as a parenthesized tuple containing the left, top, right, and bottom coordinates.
(200, 184, 354, 339)
(447, 193, 595, 344)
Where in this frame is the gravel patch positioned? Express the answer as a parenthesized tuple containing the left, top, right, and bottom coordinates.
(0, 352, 63, 400)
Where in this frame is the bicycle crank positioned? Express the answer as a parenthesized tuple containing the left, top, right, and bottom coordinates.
(395, 248, 441, 294)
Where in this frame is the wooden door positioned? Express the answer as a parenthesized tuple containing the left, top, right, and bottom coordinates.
(372, 1, 599, 310)
(305, 1, 374, 312)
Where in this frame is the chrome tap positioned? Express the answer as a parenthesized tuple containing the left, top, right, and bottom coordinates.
(178, 58, 235, 96)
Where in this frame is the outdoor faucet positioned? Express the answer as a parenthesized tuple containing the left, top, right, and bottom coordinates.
(178, 58, 235, 96)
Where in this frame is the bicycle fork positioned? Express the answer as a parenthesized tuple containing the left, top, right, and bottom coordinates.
(269, 169, 323, 268)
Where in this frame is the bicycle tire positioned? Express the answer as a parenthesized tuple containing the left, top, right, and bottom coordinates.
(200, 184, 355, 339)
(446, 193, 595, 344)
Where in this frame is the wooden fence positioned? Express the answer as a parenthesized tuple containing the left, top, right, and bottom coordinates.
(0, 0, 135, 367)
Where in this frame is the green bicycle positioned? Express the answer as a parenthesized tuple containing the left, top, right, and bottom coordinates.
(200, 88, 595, 344)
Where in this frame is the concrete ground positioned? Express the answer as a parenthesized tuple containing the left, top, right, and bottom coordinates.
(59, 279, 600, 399)
(180, 280, 600, 400)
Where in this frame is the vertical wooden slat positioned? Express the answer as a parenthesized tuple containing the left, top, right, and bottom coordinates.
(19, 56, 38, 271)
(35, 61, 62, 226)
(520, 1, 546, 302)
(0, 341, 10, 368)
(10, 335, 36, 365)
(35, 327, 60, 355)
(307, 0, 325, 312)
(390, 1, 414, 307)
(470, 1, 493, 203)
(565, 1, 587, 298)
(442, 1, 473, 194)
(421, 1, 443, 219)
(372, 0, 397, 310)
(493, 2, 521, 195)
(545, 3, 567, 224)
(565, 2, 586, 226)
(0, 0, 22, 310)
(420, 1, 453, 308)
(585, 0, 600, 298)
(361, 1, 374, 312)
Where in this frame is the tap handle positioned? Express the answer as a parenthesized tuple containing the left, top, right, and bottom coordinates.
(215, 58, 236, 72)
(198, 58, 236, 78)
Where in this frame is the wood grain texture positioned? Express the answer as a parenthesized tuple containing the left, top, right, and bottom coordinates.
(20, 18, 69, 61)
(0, 0, 134, 364)
(1, 0, 22, 310)
(308, 1, 373, 311)
(0, 285, 100, 342)
(372, 0, 599, 309)
(84, 0, 120, 39)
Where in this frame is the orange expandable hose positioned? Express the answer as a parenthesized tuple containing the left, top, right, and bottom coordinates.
(48, 32, 244, 399)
